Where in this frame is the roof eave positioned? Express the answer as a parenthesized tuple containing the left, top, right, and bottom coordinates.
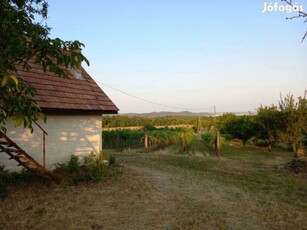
(41, 108, 119, 115)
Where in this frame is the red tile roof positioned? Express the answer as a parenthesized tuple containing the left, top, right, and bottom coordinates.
(14, 60, 119, 114)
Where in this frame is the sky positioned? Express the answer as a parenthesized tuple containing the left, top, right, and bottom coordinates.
(47, 0, 307, 114)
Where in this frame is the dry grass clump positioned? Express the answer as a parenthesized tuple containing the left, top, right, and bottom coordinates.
(279, 157, 307, 174)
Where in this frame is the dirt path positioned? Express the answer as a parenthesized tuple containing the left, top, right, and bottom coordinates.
(1, 152, 305, 229)
(113, 153, 300, 230)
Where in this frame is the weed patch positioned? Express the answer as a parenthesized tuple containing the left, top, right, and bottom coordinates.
(53, 152, 122, 184)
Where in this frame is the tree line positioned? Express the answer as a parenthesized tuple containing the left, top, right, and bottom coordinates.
(103, 92, 307, 158)
(220, 92, 306, 158)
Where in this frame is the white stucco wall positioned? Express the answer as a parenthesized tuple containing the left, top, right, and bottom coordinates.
(0, 114, 102, 171)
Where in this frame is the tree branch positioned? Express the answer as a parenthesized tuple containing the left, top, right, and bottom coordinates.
(281, 0, 307, 42)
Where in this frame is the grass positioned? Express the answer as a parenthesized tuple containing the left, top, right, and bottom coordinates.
(149, 142, 307, 209)
(105, 141, 307, 210)
(112, 143, 307, 229)
(1, 141, 306, 229)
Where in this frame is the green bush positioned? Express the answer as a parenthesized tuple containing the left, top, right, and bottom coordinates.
(144, 124, 156, 131)
(0, 165, 46, 196)
(0, 166, 41, 185)
(67, 155, 81, 173)
(221, 133, 233, 141)
(54, 153, 120, 183)
(0, 165, 8, 197)
(181, 128, 195, 153)
(83, 161, 108, 182)
(201, 132, 216, 151)
(109, 154, 116, 165)
(254, 139, 270, 147)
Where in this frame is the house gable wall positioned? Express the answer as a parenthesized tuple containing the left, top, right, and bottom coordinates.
(0, 114, 102, 171)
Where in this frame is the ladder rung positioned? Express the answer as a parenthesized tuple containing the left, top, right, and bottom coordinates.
(18, 156, 29, 163)
(4, 148, 19, 153)
(0, 141, 9, 145)
(26, 162, 37, 169)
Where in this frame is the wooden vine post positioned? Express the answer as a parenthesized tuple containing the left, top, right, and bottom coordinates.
(214, 106, 221, 157)
(144, 126, 148, 150)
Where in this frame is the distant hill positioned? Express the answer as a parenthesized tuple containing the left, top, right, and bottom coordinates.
(120, 111, 252, 117)
(121, 111, 212, 117)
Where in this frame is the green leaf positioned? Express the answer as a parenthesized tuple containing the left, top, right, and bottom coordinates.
(14, 115, 23, 128)
(24, 117, 31, 128)
(1, 75, 9, 87)
(10, 75, 19, 86)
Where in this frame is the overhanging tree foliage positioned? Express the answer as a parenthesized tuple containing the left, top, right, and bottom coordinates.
(0, 0, 89, 132)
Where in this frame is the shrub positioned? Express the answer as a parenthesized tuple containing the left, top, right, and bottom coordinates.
(0, 165, 8, 197)
(221, 133, 233, 141)
(144, 124, 156, 131)
(54, 152, 121, 184)
(254, 139, 270, 147)
(67, 155, 81, 173)
(201, 132, 216, 152)
(0, 165, 46, 196)
(109, 154, 116, 165)
(181, 128, 195, 153)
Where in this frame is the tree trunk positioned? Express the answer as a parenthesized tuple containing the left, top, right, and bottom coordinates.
(268, 143, 272, 152)
(292, 143, 298, 158)
(240, 140, 245, 147)
(297, 146, 305, 157)
(144, 133, 148, 149)
(214, 131, 221, 156)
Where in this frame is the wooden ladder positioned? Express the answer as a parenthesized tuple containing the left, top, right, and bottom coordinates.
(0, 132, 58, 182)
